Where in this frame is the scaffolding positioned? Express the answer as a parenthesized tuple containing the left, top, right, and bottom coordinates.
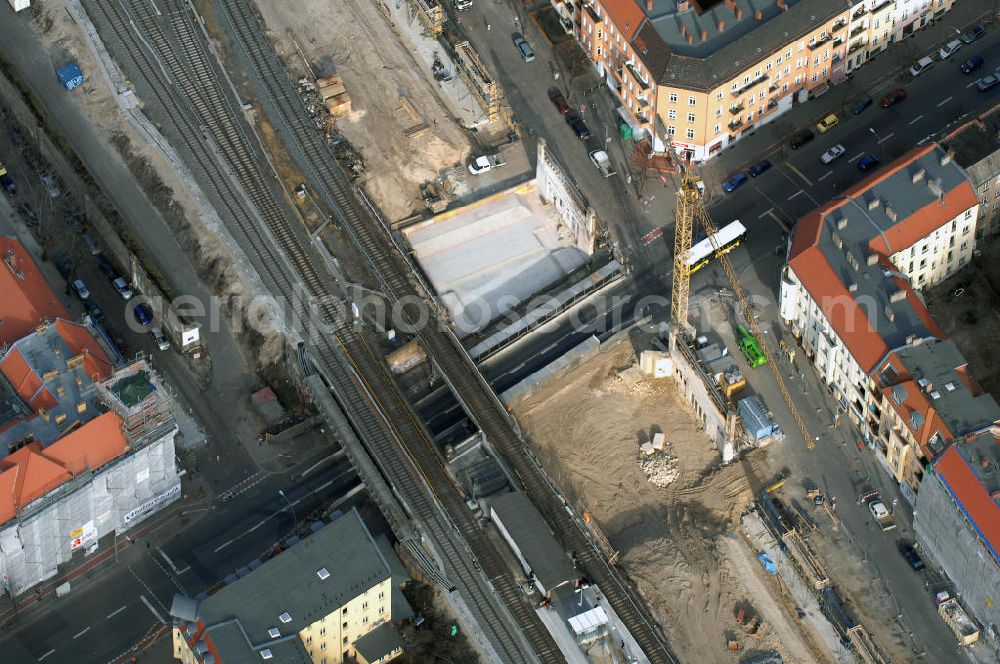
(410, 0, 445, 37)
(93, 357, 175, 450)
(453, 40, 502, 122)
(847, 625, 891, 664)
(781, 529, 829, 590)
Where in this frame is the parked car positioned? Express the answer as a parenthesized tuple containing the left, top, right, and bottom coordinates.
(566, 113, 590, 140)
(467, 154, 506, 174)
(899, 544, 926, 571)
(71, 278, 90, 300)
(150, 327, 170, 351)
(908, 56, 934, 77)
(512, 34, 535, 62)
(960, 24, 986, 44)
(721, 171, 749, 192)
(857, 154, 880, 171)
(547, 87, 570, 114)
(84, 300, 105, 323)
(977, 73, 1000, 91)
(0, 173, 16, 196)
(816, 113, 839, 133)
(939, 39, 963, 60)
(97, 254, 120, 281)
(880, 88, 907, 108)
(133, 303, 153, 326)
(961, 54, 985, 74)
(112, 277, 134, 300)
(747, 160, 772, 177)
(789, 130, 814, 149)
(454, 0, 473, 10)
(54, 255, 71, 280)
(851, 96, 873, 115)
(589, 150, 616, 177)
(40, 173, 61, 198)
(820, 144, 846, 164)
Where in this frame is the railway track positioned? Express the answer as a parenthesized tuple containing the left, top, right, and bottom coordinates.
(88, 0, 541, 660)
(213, 1, 679, 663)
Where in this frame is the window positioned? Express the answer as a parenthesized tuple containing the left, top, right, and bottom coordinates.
(687, 112, 696, 123)
(688, 96, 696, 106)
(342, 608, 348, 615)
(777, 55, 783, 64)
(743, 75, 751, 85)
(731, 82, 738, 91)
(961, 241, 969, 250)
(716, 91, 724, 100)
(667, 125, 676, 136)
(766, 62, 772, 71)
(343, 622, 348, 629)
(597, 29, 603, 40)
(380, 605, 386, 613)
(715, 108, 722, 118)
(714, 124, 721, 134)
(685, 128, 695, 139)
(379, 591, 385, 599)
(668, 109, 677, 119)
(668, 93, 678, 103)
(319, 628, 326, 636)
(306, 637, 313, 645)
(342, 637, 349, 645)
(965, 209, 973, 219)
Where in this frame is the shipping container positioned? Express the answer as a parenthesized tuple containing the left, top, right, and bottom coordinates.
(56, 62, 84, 91)
(737, 395, 777, 441)
(8, 0, 31, 13)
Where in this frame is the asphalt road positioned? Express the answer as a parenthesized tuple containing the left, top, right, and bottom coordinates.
(0, 454, 360, 664)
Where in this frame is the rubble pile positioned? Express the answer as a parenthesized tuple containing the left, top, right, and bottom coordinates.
(641, 451, 680, 488)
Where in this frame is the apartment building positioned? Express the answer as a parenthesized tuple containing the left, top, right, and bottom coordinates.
(942, 107, 1000, 240)
(171, 509, 403, 664)
(572, 0, 954, 161)
(779, 144, 977, 437)
(893, 0, 954, 42)
(914, 434, 1000, 634)
(0, 238, 180, 594)
(870, 339, 1000, 499)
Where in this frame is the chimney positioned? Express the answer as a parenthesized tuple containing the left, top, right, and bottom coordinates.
(940, 150, 953, 166)
(776, 0, 788, 10)
(927, 178, 943, 198)
(647, 0, 654, 11)
(890, 290, 907, 303)
(867, 253, 879, 266)
(832, 232, 843, 249)
(735, 7, 743, 19)
(680, 24, 687, 36)
(884, 305, 895, 322)
(885, 205, 898, 222)
(755, 9, 763, 20)
(724, 0, 736, 10)
(849, 283, 858, 292)
(837, 217, 848, 230)
(700, 29, 708, 42)
(868, 197, 881, 210)
(687, 33, 694, 43)
(717, 19, 725, 32)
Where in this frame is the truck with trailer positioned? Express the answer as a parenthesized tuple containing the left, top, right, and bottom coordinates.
(468, 154, 506, 175)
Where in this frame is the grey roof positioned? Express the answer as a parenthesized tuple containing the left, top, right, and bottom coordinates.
(941, 108, 1000, 177)
(201, 620, 311, 663)
(890, 340, 1000, 438)
(353, 622, 403, 663)
(629, 0, 843, 89)
(803, 145, 974, 360)
(489, 492, 577, 593)
(197, 508, 391, 647)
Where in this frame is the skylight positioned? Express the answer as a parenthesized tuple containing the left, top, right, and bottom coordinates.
(268, 627, 281, 638)
(317, 567, 330, 580)
(278, 612, 292, 623)
(261, 649, 273, 660)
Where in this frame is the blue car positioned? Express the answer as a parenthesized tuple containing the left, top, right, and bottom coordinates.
(722, 171, 749, 192)
(961, 54, 985, 74)
(133, 303, 153, 326)
(748, 160, 772, 177)
(857, 154, 880, 172)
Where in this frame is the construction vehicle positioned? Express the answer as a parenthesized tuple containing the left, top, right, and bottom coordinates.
(670, 144, 811, 447)
(806, 488, 825, 505)
(764, 473, 786, 494)
(737, 325, 766, 368)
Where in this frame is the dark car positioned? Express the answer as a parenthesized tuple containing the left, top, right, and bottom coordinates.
(857, 154, 880, 171)
(880, 88, 907, 108)
(54, 255, 72, 280)
(548, 88, 571, 115)
(789, 130, 814, 149)
(133, 303, 153, 326)
(960, 24, 986, 44)
(0, 173, 15, 197)
(961, 54, 985, 74)
(721, 171, 749, 192)
(84, 300, 106, 323)
(899, 544, 926, 571)
(851, 96, 873, 115)
(566, 113, 590, 140)
(97, 254, 121, 281)
(748, 159, 772, 177)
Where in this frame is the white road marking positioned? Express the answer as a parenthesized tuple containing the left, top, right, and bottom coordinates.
(72, 627, 91, 639)
(967, 79, 980, 88)
(909, 115, 923, 125)
(818, 172, 833, 182)
(140, 594, 167, 624)
(850, 152, 865, 162)
(176, 565, 191, 575)
(107, 605, 127, 619)
(788, 190, 804, 201)
(312, 480, 333, 494)
(38, 649, 55, 661)
(937, 96, 953, 107)
(158, 548, 178, 573)
(877, 132, 894, 144)
(213, 538, 234, 553)
(757, 207, 774, 219)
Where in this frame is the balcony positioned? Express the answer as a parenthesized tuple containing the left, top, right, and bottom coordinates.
(584, 4, 601, 23)
(831, 52, 843, 64)
(850, 25, 866, 39)
(808, 35, 831, 51)
(848, 39, 866, 54)
(728, 118, 743, 131)
(869, 0, 893, 15)
(625, 62, 649, 91)
(731, 73, 769, 97)
(636, 95, 649, 108)
(832, 36, 844, 47)
(729, 102, 744, 115)
(831, 18, 846, 33)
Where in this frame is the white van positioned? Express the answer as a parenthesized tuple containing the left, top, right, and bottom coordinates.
(150, 327, 170, 351)
(455, 0, 472, 10)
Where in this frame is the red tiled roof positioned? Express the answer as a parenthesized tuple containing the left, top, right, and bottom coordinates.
(0, 412, 127, 524)
(868, 186, 978, 256)
(880, 378, 952, 451)
(0, 237, 69, 346)
(0, 348, 43, 405)
(936, 443, 1000, 564)
(54, 319, 112, 381)
(603, 0, 647, 40)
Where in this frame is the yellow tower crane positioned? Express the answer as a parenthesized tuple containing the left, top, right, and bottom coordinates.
(669, 163, 813, 448)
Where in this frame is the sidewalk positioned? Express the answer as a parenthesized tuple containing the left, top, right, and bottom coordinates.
(700, 2, 994, 185)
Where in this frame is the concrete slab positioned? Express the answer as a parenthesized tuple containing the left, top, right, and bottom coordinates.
(404, 181, 586, 335)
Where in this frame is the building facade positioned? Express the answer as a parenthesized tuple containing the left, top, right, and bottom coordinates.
(942, 107, 1000, 241)
(171, 509, 403, 664)
(571, 0, 954, 160)
(914, 435, 1000, 635)
(780, 145, 978, 441)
